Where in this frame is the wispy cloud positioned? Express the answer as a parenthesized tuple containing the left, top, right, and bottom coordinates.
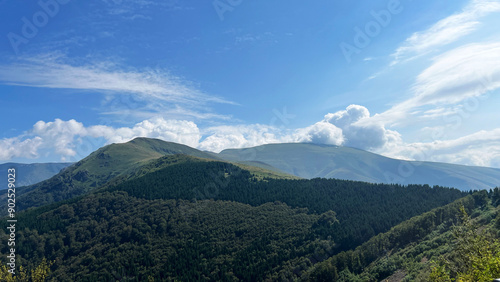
(379, 128, 500, 168)
(391, 0, 500, 65)
(0, 53, 235, 120)
(100, 104, 234, 124)
(101, 0, 190, 17)
(373, 42, 500, 125)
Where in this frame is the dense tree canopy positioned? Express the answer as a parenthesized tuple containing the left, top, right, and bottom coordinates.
(0, 158, 476, 281)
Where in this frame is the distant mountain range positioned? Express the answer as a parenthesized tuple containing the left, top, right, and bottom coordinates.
(218, 143, 500, 191)
(5, 140, 500, 196)
(0, 162, 72, 189)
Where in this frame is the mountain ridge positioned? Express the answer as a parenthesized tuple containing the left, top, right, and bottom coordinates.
(0, 162, 72, 189)
(218, 143, 500, 191)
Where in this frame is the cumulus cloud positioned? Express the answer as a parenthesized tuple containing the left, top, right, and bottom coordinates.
(321, 105, 402, 150)
(287, 105, 402, 151)
(2, 106, 500, 169)
(32, 119, 89, 157)
(294, 121, 344, 146)
(199, 124, 289, 153)
(324, 104, 370, 128)
(0, 118, 201, 161)
(0, 137, 43, 160)
(391, 0, 500, 65)
(105, 118, 201, 147)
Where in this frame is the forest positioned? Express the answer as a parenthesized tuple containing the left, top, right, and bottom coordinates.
(1, 155, 492, 281)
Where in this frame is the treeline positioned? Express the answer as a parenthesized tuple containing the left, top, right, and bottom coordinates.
(105, 160, 467, 250)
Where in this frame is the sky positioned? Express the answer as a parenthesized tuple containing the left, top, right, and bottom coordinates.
(0, 0, 500, 168)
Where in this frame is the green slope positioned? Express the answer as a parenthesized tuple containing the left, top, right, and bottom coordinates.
(218, 143, 500, 191)
(11, 137, 220, 210)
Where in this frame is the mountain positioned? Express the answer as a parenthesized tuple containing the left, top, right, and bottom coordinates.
(0, 162, 72, 188)
(218, 143, 500, 191)
(0, 153, 469, 281)
(10, 138, 296, 211)
(9, 137, 220, 210)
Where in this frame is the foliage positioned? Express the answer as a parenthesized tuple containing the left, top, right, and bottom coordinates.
(105, 160, 466, 251)
(492, 187, 500, 207)
(0, 258, 52, 282)
(0, 155, 472, 281)
(3, 191, 335, 281)
(304, 195, 477, 281)
(430, 205, 500, 282)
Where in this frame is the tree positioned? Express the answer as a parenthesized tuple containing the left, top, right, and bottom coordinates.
(492, 187, 500, 207)
(308, 262, 338, 282)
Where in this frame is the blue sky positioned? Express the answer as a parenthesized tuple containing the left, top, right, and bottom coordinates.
(1, 0, 500, 168)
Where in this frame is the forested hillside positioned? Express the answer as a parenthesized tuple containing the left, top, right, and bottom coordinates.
(0, 155, 471, 281)
(104, 157, 466, 250)
(304, 190, 500, 281)
(3, 192, 332, 281)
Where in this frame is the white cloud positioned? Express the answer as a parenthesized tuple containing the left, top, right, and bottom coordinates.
(2, 118, 286, 162)
(108, 118, 201, 148)
(294, 121, 344, 146)
(0, 137, 43, 160)
(199, 124, 289, 153)
(199, 105, 401, 153)
(391, 0, 500, 65)
(379, 128, 500, 168)
(412, 42, 500, 102)
(375, 42, 500, 125)
(0, 54, 234, 122)
(324, 104, 370, 128)
(0, 54, 232, 105)
(322, 105, 402, 150)
(0, 118, 201, 161)
(32, 119, 88, 157)
(2, 108, 500, 169)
